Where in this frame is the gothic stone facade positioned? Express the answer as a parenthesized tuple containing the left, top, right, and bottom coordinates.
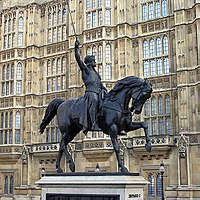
(0, 0, 199, 199)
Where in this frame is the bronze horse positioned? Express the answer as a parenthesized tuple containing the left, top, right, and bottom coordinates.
(39, 76, 152, 173)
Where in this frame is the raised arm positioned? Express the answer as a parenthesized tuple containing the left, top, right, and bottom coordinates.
(75, 39, 85, 70)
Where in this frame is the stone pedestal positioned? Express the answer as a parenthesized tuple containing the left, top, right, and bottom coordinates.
(36, 172, 147, 200)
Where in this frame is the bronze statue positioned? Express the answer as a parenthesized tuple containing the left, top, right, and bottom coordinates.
(39, 76, 152, 173)
(74, 39, 107, 134)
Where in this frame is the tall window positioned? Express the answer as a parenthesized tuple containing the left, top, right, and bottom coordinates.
(86, 0, 110, 29)
(4, 176, 8, 194)
(143, 36, 169, 77)
(1, 64, 14, 96)
(147, 172, 163, 198)
(15, 112, 21, 144)
(46, 118, 59, 143)
(4, 175, 14, 195)
(105, 10, 111, 25)
(18, 17, 23, 47)
(142, 0, 168, 21)
(46, 57, 66, 92)
(105, 43, 112, 80)
(144, 95, 171, 135)
(16, 63, 22, 95)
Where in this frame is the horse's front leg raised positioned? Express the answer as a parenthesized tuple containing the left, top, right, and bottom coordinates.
(126, 121, 151, 152)
(109, 124, 129, 173)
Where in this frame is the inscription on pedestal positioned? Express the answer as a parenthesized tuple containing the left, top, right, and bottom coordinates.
(46, 194, 120, 200)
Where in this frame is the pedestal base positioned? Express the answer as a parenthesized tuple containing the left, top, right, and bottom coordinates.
(36, 172, 147, 200)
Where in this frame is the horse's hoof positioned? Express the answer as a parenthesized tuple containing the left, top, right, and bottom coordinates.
(69, 162, 75, 172)
(120, 166, 129, 173)
(145, 143, 152, 152)
(56, 168, 63, 173)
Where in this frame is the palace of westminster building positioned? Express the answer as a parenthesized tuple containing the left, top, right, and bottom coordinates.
(0, 0, 199, 199)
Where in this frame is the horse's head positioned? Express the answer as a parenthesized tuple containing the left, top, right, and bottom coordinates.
(130, 79, 152, 114)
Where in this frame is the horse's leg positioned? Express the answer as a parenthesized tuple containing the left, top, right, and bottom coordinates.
(60, 132, 75, 172)
(126, 121, 151, 152)
(109, 124, 129, 173)
(56, 140, 64, 173)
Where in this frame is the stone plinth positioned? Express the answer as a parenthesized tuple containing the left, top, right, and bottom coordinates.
(36, 172, 147, 200)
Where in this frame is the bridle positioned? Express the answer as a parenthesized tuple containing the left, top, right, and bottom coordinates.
(103, 82, 148, 114)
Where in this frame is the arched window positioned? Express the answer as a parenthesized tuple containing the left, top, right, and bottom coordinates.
(52, 59, 56, 75)
(163, 36, 168, 55)
(48, 13, 52, 26)
(156, 174, 162, 196)
(156, 37, 162, 56)
(8, 19, 11, 32)
(47, 60, 51, 75)
(142, 4, 147, 21)
(143, 40, 148, 58)
(10, 176, 14, 194)
(98, 10, 103, 26)
(15, 112, 21, 144)
(86, 13, 91, 29)
(16, 63, 22, 95)
(155, 1, 161, 18)
(6, 65, 10, 79)
(149, 39, 154, 57)
(164, 57, 169, 74)
(92, 46, 97, 59)
(148, 174, 155, 197)
(158, 96, 163, 114)
(162, 0, 167, 16)
(58, 10, 62, 24)
(98, 45, 103, 62)
(165, 95, 170, 114)
(57, 58, 61, 74)
(61, 57, 66, 73)
(2, 65, 6, 80)
(1, 113, 4, 128)
(18, 17, 23, 47)
(151, 96, 156, 115)
(11, 64, 14, 79)
(148, 3, 154, 19)
(16, 63, 22, 80)
(4, 176, 8, 194)
(105, 44, 111, 62)
(53, 12, 56, 26)
(62, 8, 66, 23)
(105, 10, 111, 25)
(144, 99, 150, 116)
(12, 18, 16, 31)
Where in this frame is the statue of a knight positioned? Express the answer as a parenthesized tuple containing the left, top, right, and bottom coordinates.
(74, 39, 107, 134)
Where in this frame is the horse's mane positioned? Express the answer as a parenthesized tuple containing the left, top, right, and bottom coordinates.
(108, 76, 145, 97)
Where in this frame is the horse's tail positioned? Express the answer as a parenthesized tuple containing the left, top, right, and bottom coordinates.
(39, 98, 65, 134)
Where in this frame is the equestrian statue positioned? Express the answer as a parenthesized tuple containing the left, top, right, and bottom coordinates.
(39, 40, 153, 173)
